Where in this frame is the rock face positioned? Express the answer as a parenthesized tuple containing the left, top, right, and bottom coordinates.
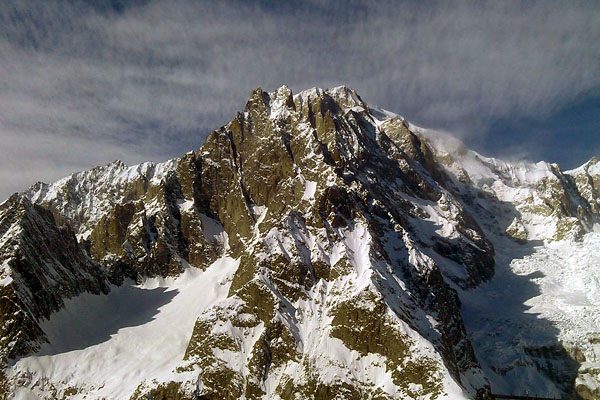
(0, 195, 108, 364)
(0, 85, 598, 399)
(26, 155, 225, 283)
(171, 86, 493, 399)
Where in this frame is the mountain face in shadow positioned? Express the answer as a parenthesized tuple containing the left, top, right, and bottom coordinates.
(36, 284, 178, 356)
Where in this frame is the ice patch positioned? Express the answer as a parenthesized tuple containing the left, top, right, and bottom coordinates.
(0, 273, 13, 286)
(301, 180, 317, 201)
(177, 199, 194, 212)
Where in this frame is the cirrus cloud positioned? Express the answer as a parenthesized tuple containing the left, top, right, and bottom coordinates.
(1, 0, 599, 199)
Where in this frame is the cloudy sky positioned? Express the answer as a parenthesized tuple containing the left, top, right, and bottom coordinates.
(1, 0, 599, 199)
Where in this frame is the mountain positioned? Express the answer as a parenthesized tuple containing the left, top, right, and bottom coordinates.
(0, 85, 598, 399)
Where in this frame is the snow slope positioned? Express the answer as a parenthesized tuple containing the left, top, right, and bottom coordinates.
(458, 230, 600, 397)
(410, 124, 600, 397)
(9, 257, 239, 399)
(368, 108, 600, 397)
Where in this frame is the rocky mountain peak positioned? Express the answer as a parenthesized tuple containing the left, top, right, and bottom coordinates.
(1, 85, 598, 399)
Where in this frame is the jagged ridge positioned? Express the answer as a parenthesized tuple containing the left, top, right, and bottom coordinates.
(0, 85, 599, 399)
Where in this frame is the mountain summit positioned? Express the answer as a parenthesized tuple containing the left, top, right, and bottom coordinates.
(0, 86, 599, 399)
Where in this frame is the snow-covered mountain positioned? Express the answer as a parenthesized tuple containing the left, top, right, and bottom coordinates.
(0, 85, 598, 399)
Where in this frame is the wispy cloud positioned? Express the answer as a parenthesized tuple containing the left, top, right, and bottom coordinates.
(1, 0, 599, 199)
